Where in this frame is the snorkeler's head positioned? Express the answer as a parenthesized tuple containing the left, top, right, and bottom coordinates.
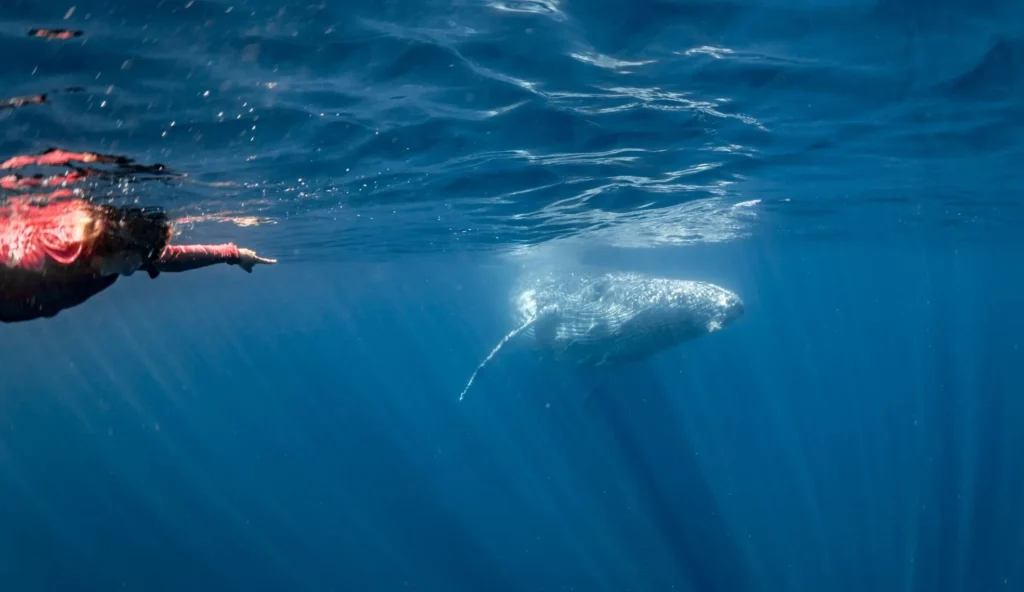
(94, 204, 172, 262)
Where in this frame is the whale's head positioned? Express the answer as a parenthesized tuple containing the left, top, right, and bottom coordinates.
(701, 281, 745, 330)
(602, 274, 743, 332)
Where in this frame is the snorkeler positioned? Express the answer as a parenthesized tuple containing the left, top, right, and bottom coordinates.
(0, 196, 276, 322)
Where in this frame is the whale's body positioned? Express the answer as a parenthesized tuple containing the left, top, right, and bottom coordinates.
(510, 269, 744, 368)
(458, 268, 744, 400)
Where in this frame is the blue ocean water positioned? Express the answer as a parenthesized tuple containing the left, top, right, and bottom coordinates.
(2, 0, 1024, 590)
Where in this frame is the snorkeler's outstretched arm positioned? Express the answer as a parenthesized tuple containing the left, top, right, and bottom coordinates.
(150, 243, 276, 275)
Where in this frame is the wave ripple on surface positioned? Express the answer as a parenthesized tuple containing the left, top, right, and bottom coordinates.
(2, 0, 1023, 257)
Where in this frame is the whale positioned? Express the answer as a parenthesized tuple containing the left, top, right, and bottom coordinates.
(458, 268, 745, 401)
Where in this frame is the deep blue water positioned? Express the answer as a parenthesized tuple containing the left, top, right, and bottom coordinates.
(2, 0, 1024, 590)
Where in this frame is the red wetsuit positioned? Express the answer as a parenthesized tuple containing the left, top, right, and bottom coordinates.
(0, 198, 243, 322)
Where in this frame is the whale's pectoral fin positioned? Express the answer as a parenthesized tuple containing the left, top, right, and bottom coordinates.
(458, 309, 554, 402)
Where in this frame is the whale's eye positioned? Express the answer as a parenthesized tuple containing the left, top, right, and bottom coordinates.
(584, 278, 611, 301)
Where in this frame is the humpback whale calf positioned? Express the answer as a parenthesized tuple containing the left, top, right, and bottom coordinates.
(458, 268, 745, 401)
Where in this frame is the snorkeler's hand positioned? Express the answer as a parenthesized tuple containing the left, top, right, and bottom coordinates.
(236, 247, 277, 273)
